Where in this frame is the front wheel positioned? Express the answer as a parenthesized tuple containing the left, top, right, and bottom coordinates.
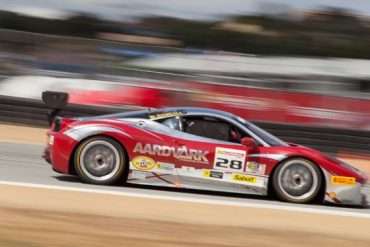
(272, 158, 322, 204)
(74, 136, 126, 185)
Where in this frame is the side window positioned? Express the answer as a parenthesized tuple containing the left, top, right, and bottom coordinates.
(182, 116, 247, 143)
(158, 117, 183, 131)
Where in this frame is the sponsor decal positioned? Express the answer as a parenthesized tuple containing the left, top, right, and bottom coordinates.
(203, 170, 224, 179)
(331, 176, 356, 186)
(232, 173, 257, 184)
(149, 111, 184, 120)
(328, 192, 336, 200)
(157, 162, 175, 172)
(132, 156, 156, 171)
(133, 143, 209, 163)
(214, 147, 246, 172)
(181, 166, 195, 173)
(131, 170, 147, 180)
(246, 161, 266, 175)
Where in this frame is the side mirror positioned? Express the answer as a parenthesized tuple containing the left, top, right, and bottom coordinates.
(241, 137, 258, 149)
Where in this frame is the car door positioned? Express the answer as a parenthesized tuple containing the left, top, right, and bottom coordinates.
(169, 115, 263, 192)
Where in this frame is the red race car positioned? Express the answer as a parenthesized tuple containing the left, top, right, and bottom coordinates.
(43, 92, 368, 205)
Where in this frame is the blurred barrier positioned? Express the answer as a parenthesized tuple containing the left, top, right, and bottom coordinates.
(0, 95, 369, 154)
(259, 122, 370, 154)
(0, 95, 126, 126)
(2, 76, 369, 130)
(337, 152, 370, 179)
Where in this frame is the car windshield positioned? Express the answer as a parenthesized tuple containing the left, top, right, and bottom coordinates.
(233, 116, 288, 146)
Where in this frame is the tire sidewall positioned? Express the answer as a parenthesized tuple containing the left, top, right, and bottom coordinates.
(273, 158, 322, 204)
(74, 136, 126, 185)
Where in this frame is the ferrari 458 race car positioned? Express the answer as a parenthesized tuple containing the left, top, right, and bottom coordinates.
(42, 92, 368, 205)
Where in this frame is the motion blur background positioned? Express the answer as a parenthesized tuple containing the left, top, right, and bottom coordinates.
(2, 3, 370, 246)
(0, 0, 369, 130)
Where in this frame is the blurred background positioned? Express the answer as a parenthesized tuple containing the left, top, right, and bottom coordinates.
(1, 2, 370, 246)
(0, 0, 370, 130)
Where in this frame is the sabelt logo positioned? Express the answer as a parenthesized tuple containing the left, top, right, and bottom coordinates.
(331, 176, 356, 186)
(232, 174, 257, 184)
(133, 143, 209, 163)
(132, 156, 156, 170)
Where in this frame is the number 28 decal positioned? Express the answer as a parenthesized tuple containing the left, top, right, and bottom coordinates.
(215, 158, 243, 170)
(213, 147, 246, 172)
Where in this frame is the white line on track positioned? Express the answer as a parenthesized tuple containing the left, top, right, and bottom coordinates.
(0, 180, 369, 219)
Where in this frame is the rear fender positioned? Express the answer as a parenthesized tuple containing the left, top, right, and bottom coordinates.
(64, 125, 134, 175)
(63, 124, 134, 142)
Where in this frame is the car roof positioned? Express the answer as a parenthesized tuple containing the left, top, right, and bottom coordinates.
(80, 107, 237, 121)
(151, 107, 235, 118)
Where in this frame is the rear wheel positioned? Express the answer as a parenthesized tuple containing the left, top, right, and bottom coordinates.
(74, 136, 126, 185)
(272, 158, 322, 204)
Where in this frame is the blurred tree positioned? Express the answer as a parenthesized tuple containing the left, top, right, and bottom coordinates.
(1, 7, 370, 58)
(64, 14, 100, 37)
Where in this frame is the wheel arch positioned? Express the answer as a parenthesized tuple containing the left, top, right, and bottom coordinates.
(267, 155, 326, 201)
(68, 134, 130, 178)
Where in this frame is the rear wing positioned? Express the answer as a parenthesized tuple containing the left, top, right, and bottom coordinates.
(42, 91, 69, 126)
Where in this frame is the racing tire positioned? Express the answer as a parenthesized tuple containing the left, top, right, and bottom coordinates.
(272, 158, 322, 204)
(74, 136, 126, 185)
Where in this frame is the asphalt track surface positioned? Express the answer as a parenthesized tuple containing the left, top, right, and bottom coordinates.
(1, 141, 370, 217)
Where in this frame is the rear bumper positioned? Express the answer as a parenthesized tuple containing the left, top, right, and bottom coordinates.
(42, 146, 52, 164)
(42, 131, 53, 164)
(43, 131, 77, 174)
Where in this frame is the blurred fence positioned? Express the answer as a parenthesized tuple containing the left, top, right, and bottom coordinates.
(0, 95, 369, 154)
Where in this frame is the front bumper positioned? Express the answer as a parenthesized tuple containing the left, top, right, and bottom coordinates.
(324, 182, 368, 206)
(321, 166, 368, 206)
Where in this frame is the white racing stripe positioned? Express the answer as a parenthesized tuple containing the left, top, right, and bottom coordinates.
(0, 180, 369, 219)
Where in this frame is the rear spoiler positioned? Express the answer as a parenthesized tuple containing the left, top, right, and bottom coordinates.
(42, 91, 69, 126)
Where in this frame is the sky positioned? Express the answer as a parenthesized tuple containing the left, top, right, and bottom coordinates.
(0, 0, 370, 20)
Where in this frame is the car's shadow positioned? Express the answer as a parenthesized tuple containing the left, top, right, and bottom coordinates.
(54, 174, 268, 200)
(53, 175, 81, 183)
(53, 174, 370, 209)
